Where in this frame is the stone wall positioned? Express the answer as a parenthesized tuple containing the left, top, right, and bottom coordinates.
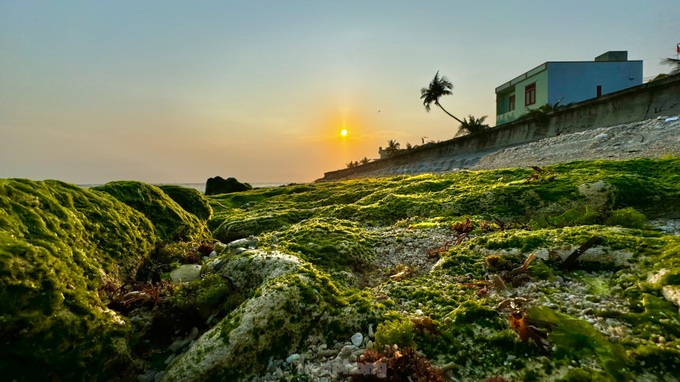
(320, 73, 680, 181)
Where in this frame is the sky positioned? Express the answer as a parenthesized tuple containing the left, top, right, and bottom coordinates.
(1, 1, 678, 184)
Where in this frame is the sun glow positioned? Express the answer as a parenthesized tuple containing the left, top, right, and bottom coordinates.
(340, 128, 348, 137)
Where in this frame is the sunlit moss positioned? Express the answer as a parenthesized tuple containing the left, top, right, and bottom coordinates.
(94, 181, 208, 241)
(0, 179, 156, 380)
(374, 314, 415, 349)
(158, 185, 212, 221)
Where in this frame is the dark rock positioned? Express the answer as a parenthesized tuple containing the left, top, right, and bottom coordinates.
(205, 176, 252, 196)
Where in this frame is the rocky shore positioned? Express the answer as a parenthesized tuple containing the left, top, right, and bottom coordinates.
(2, 155, 680, 381)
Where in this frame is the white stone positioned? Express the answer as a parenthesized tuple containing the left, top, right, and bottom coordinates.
(648, 268, 670, 285)
(662, 285, 680, 311)
(351, 332, 363, 347)
(169, 264, 202, 283)
(286, 354, 300, 364)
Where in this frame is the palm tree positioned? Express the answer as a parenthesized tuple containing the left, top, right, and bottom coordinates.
(420, 71, 464, 124)
(385, 140, 401, 158)
(359, 157, 370, 165)
(662, 58, 680, 75)
(459, 115, 490, 135)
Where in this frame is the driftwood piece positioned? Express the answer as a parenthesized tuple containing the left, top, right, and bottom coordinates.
(560, 235, 602, 270)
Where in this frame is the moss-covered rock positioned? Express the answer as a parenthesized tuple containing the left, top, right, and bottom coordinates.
(0, 179, 156, 380)
(266, 217, 376, 274)
(162, 249, 353, 381)
(208, 158, 680, 233)
(94, 181, 208, 241)
(158, 185, 212, 221)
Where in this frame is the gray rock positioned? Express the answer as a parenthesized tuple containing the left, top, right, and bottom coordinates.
(227, 237, 257, 249)
(339, 345, 353, 359)
(188, 327, 200, 340)
(350, 332, 363, 347)
(169, 338, 191, 353)
(169, 264, 202, 283)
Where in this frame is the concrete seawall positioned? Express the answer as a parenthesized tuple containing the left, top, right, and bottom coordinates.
(320, 73, 680, 181)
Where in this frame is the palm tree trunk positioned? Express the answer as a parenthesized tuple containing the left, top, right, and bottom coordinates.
(435, 101, 464, 124)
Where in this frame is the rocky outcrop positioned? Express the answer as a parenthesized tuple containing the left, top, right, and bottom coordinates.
(199, 158, 680, 381)
(94, 181, 209, 241)
(204, 176, 252, 196)
(0, 179, 157, 381)
(163, 250, 353, 381)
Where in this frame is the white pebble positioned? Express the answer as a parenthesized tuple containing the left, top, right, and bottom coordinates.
(351, 332, 363, 347)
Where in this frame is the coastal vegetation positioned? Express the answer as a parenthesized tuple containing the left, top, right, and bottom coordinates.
(459, 114, 491, 135)
(2, 157, 680, 381)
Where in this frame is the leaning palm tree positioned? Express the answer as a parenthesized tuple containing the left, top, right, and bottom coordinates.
(420, 71, 464, 124)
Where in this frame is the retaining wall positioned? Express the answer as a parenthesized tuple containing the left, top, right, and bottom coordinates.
(320, 73, 680, 181)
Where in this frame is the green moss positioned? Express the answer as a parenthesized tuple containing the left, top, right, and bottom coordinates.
(0, 179, 156, 380)
(374, 314, 415, 349)
(558, 367, 610, 382)
(528, 306, 628, 380)
(207, 158, 680, 233)
(447, 300, 504, 330)
(158, 185, 212, 221)
(628, 344, 680, 375)
(94, 181, 208, 241)
(547, 206, 600, 227)
(268, 217, 375, 273)
(615, 294, 680, 338)
(213, 210, 313, 243)
(604, 207, 647, 229)
(170, 273, 242, 318)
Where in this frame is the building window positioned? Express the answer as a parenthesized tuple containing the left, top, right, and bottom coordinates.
(509, 95, 515, 111)
(525, 83, 536, 106)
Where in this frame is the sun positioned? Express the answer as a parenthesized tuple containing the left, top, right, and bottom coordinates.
(340, 128, 348, 137)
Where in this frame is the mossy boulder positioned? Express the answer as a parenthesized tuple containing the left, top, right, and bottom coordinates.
(268, 217, 376, 274)
(158, 185, 212, 221)
(212, 210, 313, 243)
(94, 181, 208, 241)
(163, 250, 351, 381)
(0, 179, 156, 380)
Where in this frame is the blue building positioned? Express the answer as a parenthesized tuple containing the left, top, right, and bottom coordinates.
(495, 51, 643, 125)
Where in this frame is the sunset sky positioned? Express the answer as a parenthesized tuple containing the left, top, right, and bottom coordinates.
(1, 1, 677, 184)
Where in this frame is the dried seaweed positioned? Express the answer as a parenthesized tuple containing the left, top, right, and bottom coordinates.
(351, 347, 445, 381)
